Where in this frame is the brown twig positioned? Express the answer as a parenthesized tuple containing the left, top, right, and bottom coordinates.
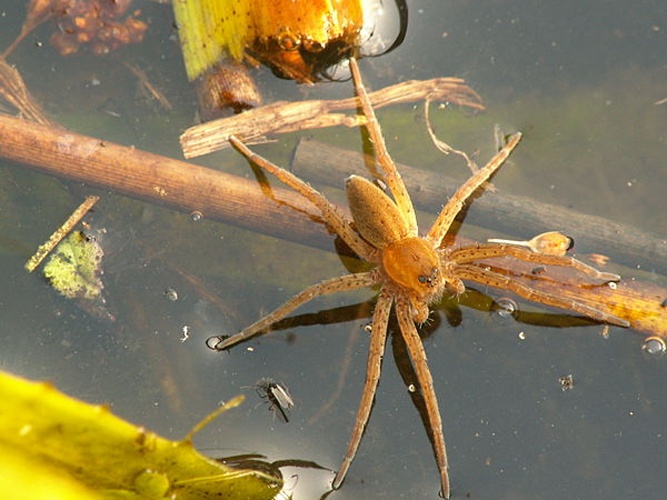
(25, 195, 99, 272)
(291, 138, 667, 276)
(2, 115, 666, 338)
(179, 77, 484, 158)
(0, 113, 334, 251)
(464, 249, 667, 339)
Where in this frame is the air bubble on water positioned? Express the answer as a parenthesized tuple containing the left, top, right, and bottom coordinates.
(190, 211, 203, 222)
(493, 297, 518, 320)
(641, 336, 666, 358)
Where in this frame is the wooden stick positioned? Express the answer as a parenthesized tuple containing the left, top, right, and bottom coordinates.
(180, 77, 484, 158)
(292, 138, 667, 276)
(463, 249, 667, 339)
(0, 113, 334, 251)
(25, 195, 99, 272)
(2, 114, 666, 338)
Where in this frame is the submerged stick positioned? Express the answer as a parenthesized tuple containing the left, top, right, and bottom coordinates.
(2, 114, 667, 338)
(292, 138, 667, 276)
(25, 195, 99, 272)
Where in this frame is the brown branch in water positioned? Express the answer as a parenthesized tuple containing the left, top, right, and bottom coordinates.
(461, 249, 667, 339)
(179, 77, 484, 158)
(1, 114, 666, 338)
(292, 139, 667, 276)
(0, 113, 335, 250)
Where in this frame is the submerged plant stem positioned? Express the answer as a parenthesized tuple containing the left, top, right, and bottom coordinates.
(25, 195, 99, 272)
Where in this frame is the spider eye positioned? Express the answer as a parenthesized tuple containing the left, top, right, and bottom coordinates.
(417, 268, 439, 286)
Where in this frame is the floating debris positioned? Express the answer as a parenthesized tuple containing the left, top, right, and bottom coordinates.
(173, 0, 364, 84)
(488, 231, 574, 257)
(164, 288, 179, 302)
(180, 325, 190, 343)
(50, 0, 148, 56)
(0, 370, 282, 499)
(559, 374, 574, 391)
(42, 229, 113, 321)
(43, 230, 104, 301)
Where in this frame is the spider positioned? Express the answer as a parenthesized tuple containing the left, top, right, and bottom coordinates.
(206, 58, 627, 498)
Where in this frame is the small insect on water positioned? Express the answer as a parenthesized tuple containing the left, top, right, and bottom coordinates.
(206, 58, 627, 498)
(255, 378, 294, 423)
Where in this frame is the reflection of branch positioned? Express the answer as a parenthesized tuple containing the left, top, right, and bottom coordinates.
(180, 78, 484, 158)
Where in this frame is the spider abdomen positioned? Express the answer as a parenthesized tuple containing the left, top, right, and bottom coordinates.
(346, 175, 409, 248)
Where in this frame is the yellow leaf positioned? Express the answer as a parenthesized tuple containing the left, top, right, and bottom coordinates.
(0, 371, 282, 499)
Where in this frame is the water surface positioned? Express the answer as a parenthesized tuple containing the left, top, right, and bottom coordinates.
(0, 1, 665, 498)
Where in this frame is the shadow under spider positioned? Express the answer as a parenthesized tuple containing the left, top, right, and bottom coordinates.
(263, 293, 606, 343)
(251, 289, 600, 479)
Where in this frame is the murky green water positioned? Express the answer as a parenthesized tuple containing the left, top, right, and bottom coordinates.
(1, 1, 666, 498)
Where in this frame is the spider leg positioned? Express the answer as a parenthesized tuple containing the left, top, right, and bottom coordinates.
(348, 58, 418, 237)
(332, 291, 392, 490)
(453, 264, 630, 327)
(207, 271, 379, 351)
(448, 243, 621, 283)
(395, 299, 450, 499)
(229, 135, 376, 262)
(428, 132, 522, 245)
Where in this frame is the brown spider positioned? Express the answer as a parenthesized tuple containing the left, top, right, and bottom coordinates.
(206, 58, 627, 498)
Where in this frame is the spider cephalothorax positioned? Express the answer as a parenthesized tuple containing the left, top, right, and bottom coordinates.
(206, 58, 625, 498)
